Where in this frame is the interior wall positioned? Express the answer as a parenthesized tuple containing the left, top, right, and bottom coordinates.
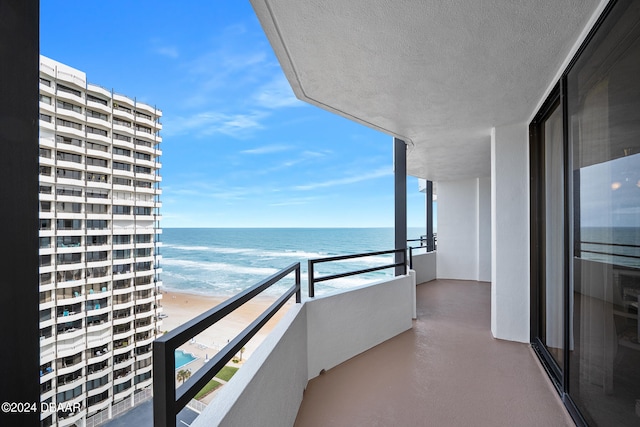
(491, 123, 530, 343)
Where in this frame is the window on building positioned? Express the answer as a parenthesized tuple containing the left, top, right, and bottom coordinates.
(56, 118, 82, 130)
(56, 100, 82, 114)
(56, 84, 81, 97)
(113, 205, 131, 215)
(113, 147, 131, 156)
(86, 157, 108, 168)
(87, 109, 108, 121)
(87, 93, 108, 106)
(113, 177, 131, 186)
(86, 126, 108, 137)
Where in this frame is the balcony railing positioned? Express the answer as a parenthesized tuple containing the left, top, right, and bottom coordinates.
(407, 234, 437, 269)
(307, 248, 407, 298)
(153, 262, 301, 427)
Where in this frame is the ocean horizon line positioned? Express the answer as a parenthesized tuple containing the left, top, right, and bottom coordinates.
(161, 226, 428, 230)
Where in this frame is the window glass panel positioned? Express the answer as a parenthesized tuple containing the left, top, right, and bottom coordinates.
(568, 2, 640, 425)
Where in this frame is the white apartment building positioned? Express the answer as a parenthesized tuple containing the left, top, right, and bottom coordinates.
(38, 56, 163, 427)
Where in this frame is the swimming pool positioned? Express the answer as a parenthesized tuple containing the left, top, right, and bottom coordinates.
(175, 349, 197, 369)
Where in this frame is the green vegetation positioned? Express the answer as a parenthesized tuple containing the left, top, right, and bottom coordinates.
(194, 365, 240, 400)
(195, 379, 222, 400)
(216, 366, 239, 382)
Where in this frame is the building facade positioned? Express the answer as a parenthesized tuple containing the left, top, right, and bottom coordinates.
(38, 56, 163, 427)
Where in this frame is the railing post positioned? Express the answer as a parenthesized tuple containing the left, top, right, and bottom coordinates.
(153, 340, 176, 427)
(295, 264, 301, 303)
(394, 137, 407, 276)
(408, 247, 413, 270)
(404, 249, 408, 275)
(307, 259, 315, 298)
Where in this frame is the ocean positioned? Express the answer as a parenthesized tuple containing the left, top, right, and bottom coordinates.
(160, 227, 425, 297)
(580, 227, 640, 269)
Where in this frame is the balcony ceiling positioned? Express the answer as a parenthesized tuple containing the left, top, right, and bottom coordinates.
(251, 0, 602, 181)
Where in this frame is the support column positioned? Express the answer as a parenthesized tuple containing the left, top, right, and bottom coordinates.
(491, 124, 529, 342)
(394, 138, 407, 276)
(0, 1, 40, 426)
(425, 180, 434, 252)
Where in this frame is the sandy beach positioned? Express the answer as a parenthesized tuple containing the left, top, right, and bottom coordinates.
(160, 290, 294, 385)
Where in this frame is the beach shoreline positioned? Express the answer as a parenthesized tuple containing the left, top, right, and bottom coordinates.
(159, 289, 293, 380)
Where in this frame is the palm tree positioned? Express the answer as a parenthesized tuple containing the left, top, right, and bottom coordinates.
(239, 347, 246, 361)
(177, 369, 192, 384)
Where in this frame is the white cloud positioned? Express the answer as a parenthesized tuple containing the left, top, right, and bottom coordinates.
(240, 144, 292, 155)
(269, 197, 319, 207)
(154, 46, 179, 59)
(293, 167, 392, 191)
(253, 74, 304, 109)
(163, 110, 267, 138)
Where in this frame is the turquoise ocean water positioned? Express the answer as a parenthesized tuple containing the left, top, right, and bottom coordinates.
(160, 228, 424, 297)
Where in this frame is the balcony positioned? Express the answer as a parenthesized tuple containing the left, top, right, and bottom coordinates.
(177, 278, 567, 426)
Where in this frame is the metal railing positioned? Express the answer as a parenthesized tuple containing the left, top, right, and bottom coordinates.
(308, 249, 407, 298)
(407, 234, 436, 269)
(153, 262, 301, 427)
(579, 241, 640, 261)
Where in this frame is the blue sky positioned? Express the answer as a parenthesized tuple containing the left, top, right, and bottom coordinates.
(41, 1, 427, 228)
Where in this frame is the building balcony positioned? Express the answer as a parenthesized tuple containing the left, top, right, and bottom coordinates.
(86, 330, 112, 350)
(135, 377, 153, 391)
(156, 274, 571, 427)
(113, 300, 135, 312)
(134, 282, 155, 293)
(55, 124, 85, 140)
(86, 381, 111, 398)
(40, 343, 56, 364)
(113, 370, 134, 386)
(57, 402, 85, 427)
(56, 337, 86, 358)
(113, 286, 133, 297)
(38, 335, 54, 347)
(113, 328, 134, 342)
(113, 313, 134, 326)
(86, 99, 111, 115)
(113, 387, 133, 404)
(86, 348, 111, 365)
(55, 107, 84, 123)
(85, 131, 111, 145)
(114, 123, 134, 135)
(39, 154, 54, 166)
(134, 115, 155, 128)
(86, 164, 111, 176)
(86, 146, 111, 160)
(87, 396, 111, 415)
(114, 355, 134, 371)
(86, 321, 111, 334)
(55, 88, 82, 104)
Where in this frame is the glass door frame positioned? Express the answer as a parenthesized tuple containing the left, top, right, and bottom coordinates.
(529, 83, 567, 392)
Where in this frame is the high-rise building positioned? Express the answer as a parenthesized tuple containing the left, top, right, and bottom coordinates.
(38, 55, 163, 427)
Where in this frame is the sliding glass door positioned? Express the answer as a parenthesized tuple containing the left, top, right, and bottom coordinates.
(567, 1, 640, 424)
(531, 1, 640, 425)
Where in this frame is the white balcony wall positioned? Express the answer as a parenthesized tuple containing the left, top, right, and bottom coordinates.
(436, 177, 491, 282)
(412, 251, 436, 284)
(194, 274, 414, 427)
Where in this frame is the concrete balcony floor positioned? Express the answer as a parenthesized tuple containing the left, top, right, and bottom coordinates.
(294, 279, 574, 427)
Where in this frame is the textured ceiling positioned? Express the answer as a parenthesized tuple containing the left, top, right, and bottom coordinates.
(251, 0, 602, 181)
